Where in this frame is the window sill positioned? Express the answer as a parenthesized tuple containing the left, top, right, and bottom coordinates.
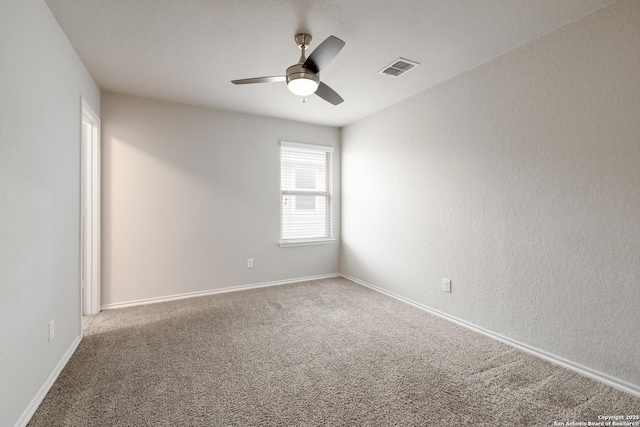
(278, 239, 336, 248)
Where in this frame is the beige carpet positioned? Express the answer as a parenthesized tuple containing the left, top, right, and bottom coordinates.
(28, 277, 639, 426)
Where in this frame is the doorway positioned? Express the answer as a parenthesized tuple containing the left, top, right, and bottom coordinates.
(81, 98, 101, 316)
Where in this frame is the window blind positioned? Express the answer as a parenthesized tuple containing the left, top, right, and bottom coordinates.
(280, 141, 333, 242)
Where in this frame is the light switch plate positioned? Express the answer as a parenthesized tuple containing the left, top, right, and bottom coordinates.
(442, 279, 452, 293)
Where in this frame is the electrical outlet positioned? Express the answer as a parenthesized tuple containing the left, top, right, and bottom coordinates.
(49, 319, 55, 342)
(247, 258, 254, 269)
(442, 278, 452, 293)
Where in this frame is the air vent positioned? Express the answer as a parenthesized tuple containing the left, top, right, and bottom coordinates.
(379, 58, 420, 78)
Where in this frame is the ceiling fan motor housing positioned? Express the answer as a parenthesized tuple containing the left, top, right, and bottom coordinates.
(286, 64, 319, 84)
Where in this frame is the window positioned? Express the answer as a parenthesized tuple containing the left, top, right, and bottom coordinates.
(280, 141, 334, 246)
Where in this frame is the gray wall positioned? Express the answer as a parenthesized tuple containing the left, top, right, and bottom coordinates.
(101, 93, 340, 306)
(341, 0, 640, 388)
(0, 0, 101, 425)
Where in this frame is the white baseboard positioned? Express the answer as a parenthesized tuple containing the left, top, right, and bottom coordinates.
(101, 273, 342, 310)
(342, 273, 640, 399)
(15, 335, 82, 427)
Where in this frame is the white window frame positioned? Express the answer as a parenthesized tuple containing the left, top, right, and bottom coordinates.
(279, 141, 335, 247)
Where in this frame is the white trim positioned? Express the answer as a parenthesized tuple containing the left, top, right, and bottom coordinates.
(280, 140, 334, 152)
(80, 97, 101, 316)
(281, 189, 329, 196)
(279, 238, 336, 247)
(342, 274, 640, 399)
(15, 335, 82, 427)
(101, 273, 341, 310)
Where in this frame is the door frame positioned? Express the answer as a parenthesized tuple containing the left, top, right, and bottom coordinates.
(81, 97, 101, 316)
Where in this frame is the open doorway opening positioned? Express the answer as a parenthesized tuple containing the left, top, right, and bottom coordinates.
(81, 98, 101, 316)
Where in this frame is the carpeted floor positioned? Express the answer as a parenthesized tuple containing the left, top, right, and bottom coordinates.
(28, 277, 639, 426)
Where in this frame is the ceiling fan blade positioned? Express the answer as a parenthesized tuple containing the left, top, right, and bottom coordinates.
(315, 81, 344, 105)
(303, 36, 345, 74)
(231, 76, 286, 85)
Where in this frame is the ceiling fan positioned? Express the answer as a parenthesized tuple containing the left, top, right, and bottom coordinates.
(231, 33, 345, 105)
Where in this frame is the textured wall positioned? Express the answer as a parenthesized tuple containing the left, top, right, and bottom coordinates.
(0, 1, 101, 425)
(341, 0, 640, 388)
(101, 93, 340, 306)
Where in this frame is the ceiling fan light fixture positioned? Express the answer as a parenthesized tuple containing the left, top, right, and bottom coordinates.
(286, 64, 320, 96)
(287, 77, 319, 96)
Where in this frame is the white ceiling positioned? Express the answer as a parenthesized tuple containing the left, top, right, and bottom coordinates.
(45, 0, 615, 127)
